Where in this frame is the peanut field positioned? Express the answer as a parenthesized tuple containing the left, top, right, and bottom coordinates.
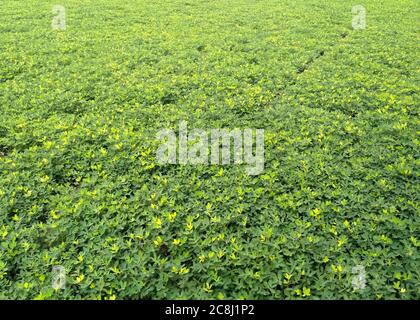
(0, 0, 418, 299)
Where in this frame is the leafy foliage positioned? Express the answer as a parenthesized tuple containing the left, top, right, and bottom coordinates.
(0, 0, 418, 299)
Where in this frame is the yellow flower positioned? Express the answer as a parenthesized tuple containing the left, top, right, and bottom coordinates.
(152, 217, 162, 229)
(75, 274, 84, 283)
(331, 264, 343, 274)
(153, 236, 163, 246)
(167, 212, 177, 222)
(179, 267, 189, 275)
(50, 211, 60, 220)
(172, 239, 181, 246)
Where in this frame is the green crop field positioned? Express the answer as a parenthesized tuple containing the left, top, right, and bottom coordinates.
(0, 0, 418, 300)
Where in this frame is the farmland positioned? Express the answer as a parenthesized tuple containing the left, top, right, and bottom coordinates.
(0, 0, 419, 299)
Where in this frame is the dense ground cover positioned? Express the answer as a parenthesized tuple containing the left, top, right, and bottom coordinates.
(0, 0, 418, 299)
